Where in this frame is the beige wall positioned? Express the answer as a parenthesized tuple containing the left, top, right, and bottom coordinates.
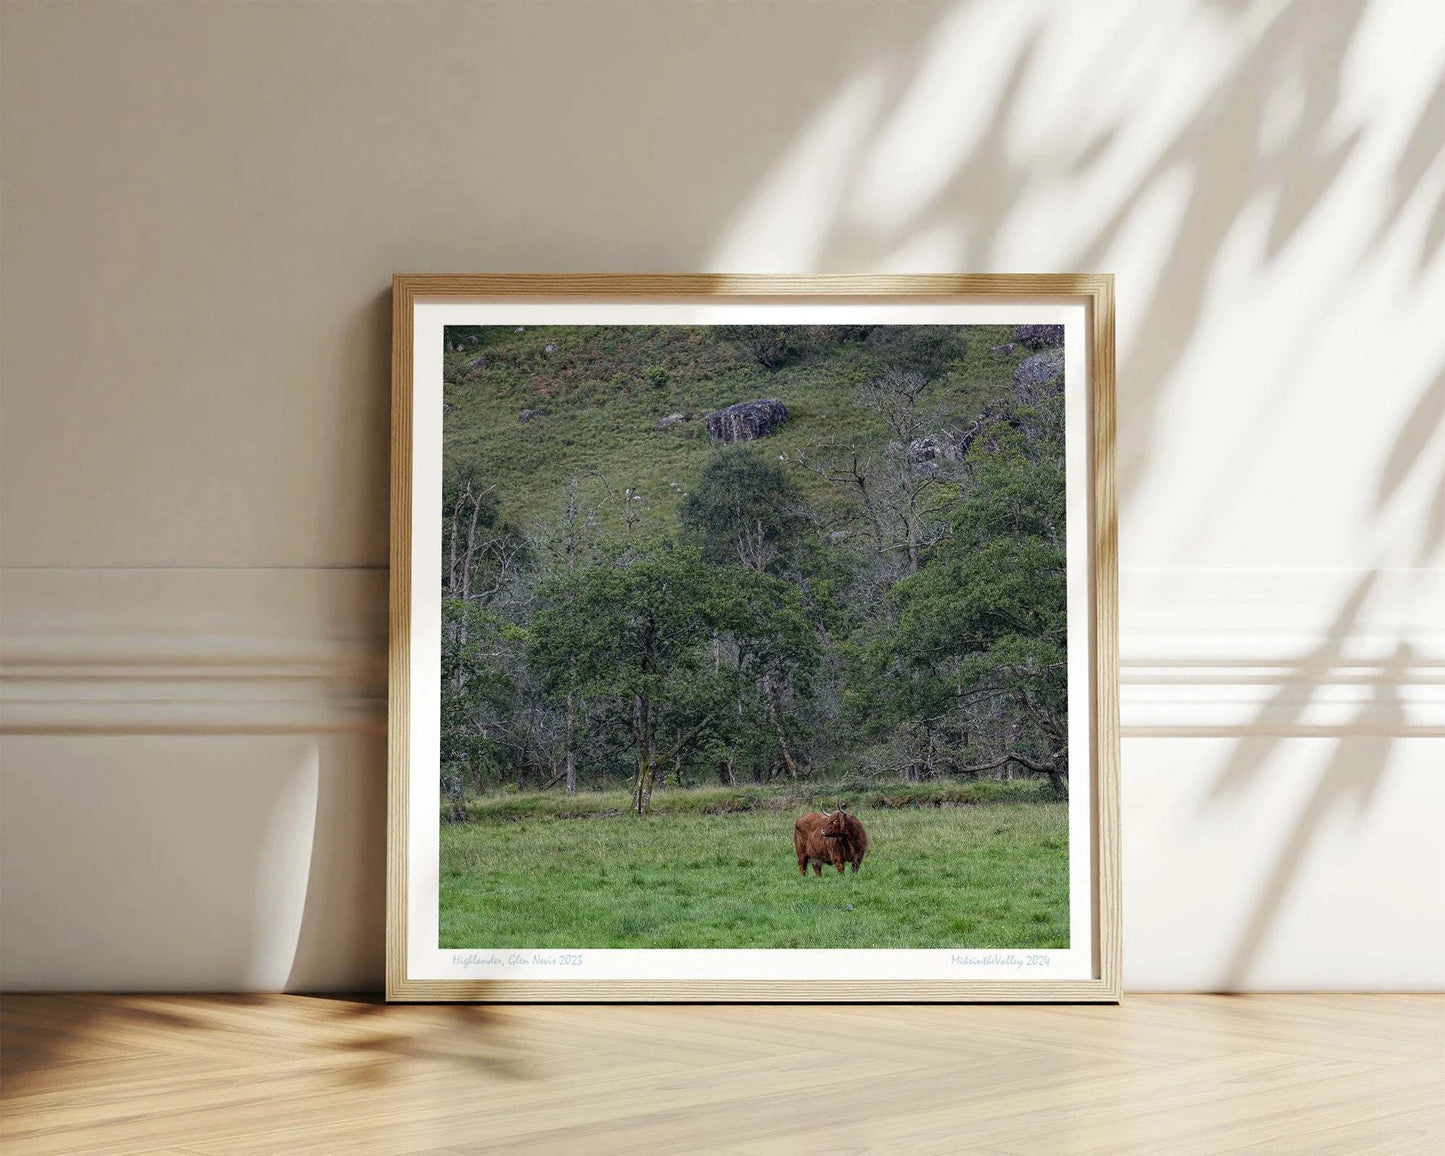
(3, 0, 1441, 991)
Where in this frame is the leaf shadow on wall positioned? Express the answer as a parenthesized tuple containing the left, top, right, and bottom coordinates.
(725, 0, 1418, 505)
(1202, 358, 1444, 989)
(702, 0, 1444, 986)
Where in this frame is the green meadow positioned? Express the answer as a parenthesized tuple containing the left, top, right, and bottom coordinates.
(439, 787, 1068, 950)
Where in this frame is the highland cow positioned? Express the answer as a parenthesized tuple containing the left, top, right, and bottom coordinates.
(837, 810, 868, 872)
(794, 807, 869, 876)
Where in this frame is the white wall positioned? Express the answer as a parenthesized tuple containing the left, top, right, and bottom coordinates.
(2, 0, 1441, 992)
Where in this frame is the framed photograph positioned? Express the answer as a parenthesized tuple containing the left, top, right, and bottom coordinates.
(388, 275, 1118, 1001)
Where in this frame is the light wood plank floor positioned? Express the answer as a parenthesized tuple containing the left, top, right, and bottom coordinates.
(1, 994, 1441, 1154)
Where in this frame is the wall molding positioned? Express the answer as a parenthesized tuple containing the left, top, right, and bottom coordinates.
(1117, 565, 1445, 736)
(1118, 661, 1445, 736)
(1, 568, 387, 734)
(4, 564, 1441, 736)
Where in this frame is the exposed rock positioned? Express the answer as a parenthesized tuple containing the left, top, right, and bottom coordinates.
(704, 398, 789, 444)
(518, 407, 547, 423)
(1014, 324, 1064, 350)
(907, 433, 961, 470)
(988, 342, 1019, 356)
(655, 413, 688, 429)
(461, 353, 486, 372)
(1013, 349, 1065, 393)
(545, 343, 558, 353)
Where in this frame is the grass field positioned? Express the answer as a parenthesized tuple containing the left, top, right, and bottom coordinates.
(439, 789, 1068, 950)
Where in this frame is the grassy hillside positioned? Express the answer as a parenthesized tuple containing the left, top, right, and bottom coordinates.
(437, 320, 1069, 805)
(443, 323, 1032, 533)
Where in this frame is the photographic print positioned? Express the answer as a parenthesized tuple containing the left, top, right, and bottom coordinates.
(388, 276, 1118, 1001)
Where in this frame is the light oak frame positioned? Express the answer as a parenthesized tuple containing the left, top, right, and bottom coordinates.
(388, 274, 1119, 1002)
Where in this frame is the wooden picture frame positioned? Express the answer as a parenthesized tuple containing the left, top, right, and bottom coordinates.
(388, 274, 1119, 1002)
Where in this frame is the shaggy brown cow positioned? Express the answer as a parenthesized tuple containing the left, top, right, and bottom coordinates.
(794, 810, 846, 876)
(794, 807, 869, 876)
(837, 810, 869, 872)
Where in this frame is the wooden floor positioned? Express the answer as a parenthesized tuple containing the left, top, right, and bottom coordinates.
(1, 995, 1441, 1154)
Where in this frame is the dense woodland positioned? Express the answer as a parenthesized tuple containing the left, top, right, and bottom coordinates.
(440, 323, 1067, 815)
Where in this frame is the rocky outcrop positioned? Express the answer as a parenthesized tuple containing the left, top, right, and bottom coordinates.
(988, 342, 1018, 356)
(460, 353, 486, 372)
(518, 407, 547, 423)
(655, 413, 688, 429)
(1014, 324, 1064, 350)
(1013, 349, 1064, 392)
(704, 399, 789, 444)
(907, 433, 961, 472)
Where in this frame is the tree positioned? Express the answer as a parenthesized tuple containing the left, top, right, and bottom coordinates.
(721, 325, 791, 369)
(859, 367, 933, 444)
(679, 447, 804, 573)
(712, 558, 820, 780)
(531, 549, 817, 813)
(443, 461, 524, 602)
(797, 368, 962, 579)
(877, 394, 1068, 793)
(528, 476, 610, 793)
(440, 599, 523, 809)
(812, 324, 873, 343)
(679, 449, 818, 773)
(439, 464, 533, 804)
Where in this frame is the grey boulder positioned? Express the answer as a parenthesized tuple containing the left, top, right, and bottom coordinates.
(1014, 324, 1064, 350)
(704, 399, 789, 444)
(1013, 349, 1064, 390)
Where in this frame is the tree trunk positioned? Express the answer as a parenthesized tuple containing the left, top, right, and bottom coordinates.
(564, 693, 577, 795)
(631, 694, 654, 815)
(761, 675, 798, 779)
(1046, 751, 1068, 798)
(460, 489, 480, 603)
(632, 758, 657, 815)
(447, 508, 460, 593)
